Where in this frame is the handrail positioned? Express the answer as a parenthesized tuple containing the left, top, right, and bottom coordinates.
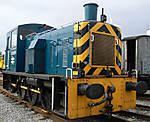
(66, 68, 72, 79)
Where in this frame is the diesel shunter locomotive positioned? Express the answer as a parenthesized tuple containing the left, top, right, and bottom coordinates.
(3, 3, 138, 119)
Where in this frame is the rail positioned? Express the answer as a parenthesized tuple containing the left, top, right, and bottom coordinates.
(0, 87, 68, 122)
(0, 87, 130, 122)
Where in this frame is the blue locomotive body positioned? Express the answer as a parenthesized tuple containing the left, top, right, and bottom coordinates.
(33, 25, 74, 75)
(5, 24, 74, 76)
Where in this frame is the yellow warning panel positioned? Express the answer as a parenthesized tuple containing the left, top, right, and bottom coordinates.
(67, 77, 136, 119)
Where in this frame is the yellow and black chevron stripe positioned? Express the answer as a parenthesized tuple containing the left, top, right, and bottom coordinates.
(73, 21, 122, 76)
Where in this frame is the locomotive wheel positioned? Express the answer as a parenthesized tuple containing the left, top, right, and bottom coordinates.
(18, 88, 26, 99)
(7, 81, 16, 93)
(27, 86, 38, 105)
(18, 79, 26, 99)
(40, 87, 51, 111)
(10, 85, 17, 93)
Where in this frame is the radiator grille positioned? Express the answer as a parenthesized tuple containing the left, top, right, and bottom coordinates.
(92, 33, 115, 66)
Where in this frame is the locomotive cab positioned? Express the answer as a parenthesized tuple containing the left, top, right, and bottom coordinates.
(5, 24, 53, 72)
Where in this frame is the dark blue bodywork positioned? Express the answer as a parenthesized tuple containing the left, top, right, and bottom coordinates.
(25, 24, 74, 76)
(5, 23, 74, 77)
(5, 24, 53, 72)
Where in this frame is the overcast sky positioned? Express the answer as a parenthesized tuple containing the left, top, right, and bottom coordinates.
(0, 0, 150, 51)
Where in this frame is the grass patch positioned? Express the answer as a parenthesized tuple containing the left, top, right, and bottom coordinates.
(0, 119, 3, 122)
(19, 120, 24, 122)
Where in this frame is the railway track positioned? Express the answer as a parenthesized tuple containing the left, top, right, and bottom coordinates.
(136, 104, 150, 110)
(0, 86, 131, 122)
(116, 109, 150, 121)
(137, 94, 150, 102)
(0, 87, 67, 122)
(113, 103, 150, 122)
(0, 76, 150, 122)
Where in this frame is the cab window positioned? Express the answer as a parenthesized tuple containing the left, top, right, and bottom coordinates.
(7, 36, 11, 49)
(11, 29, 17, 48)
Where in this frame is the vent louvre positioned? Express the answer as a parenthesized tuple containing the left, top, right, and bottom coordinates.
(92, 33, 115, 66)
(62, 39, 68, 67)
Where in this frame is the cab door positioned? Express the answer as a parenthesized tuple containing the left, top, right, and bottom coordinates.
(5, 32, 11, 70)
(9, 28, 17, 71)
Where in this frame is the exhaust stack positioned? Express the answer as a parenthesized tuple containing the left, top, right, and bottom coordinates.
(83, 3, 98, 21)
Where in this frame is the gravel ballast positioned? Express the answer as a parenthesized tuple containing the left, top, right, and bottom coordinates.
(0, 92, 54, 122)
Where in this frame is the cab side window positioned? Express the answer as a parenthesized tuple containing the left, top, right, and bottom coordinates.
(11, 29, 17, 48)
(7, 36, 11, 49)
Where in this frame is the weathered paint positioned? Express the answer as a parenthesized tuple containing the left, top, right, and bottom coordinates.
(67, 77, 136, 119)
